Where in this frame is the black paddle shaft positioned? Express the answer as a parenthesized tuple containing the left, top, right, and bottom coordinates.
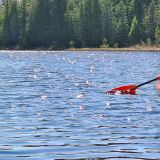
(129, 77, 158, 91)
(134, 77, 158, 89)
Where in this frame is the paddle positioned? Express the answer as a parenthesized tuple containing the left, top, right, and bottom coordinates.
(106, 76, 160, 95)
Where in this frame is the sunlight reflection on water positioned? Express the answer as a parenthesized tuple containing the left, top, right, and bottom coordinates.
(0, 51, 160, 160)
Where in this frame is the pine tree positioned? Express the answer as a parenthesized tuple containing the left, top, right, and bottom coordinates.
(155, 25, 160, 45)
(26, 0, 50, 48)
(19, 0, 27, 48)
(113, 1, 129, 46)
(0, 4, 4, 47)
(3, 0, 20, 47)
(80, 0, 102, 47)
(65, 0, 82, 47)
(128, 16, 139, 44)
(49, 0, 68, 49)
(2, 0, 10, 46)
(80, 0, 92, 47)
(91, 0, 102, 47)
(133, 0, 143, 41)
(100, 0, 113, 46)
(134, 0, 143, 23)
(155, 0, 160, 44)
(143, 1, 156, 42)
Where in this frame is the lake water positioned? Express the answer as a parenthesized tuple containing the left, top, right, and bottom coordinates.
(0, 51, 160, 160)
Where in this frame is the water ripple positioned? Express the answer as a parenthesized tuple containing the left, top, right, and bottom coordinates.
(0, 51, 160, 159)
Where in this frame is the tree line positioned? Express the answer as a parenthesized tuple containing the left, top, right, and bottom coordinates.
(0, 0, 160, 49)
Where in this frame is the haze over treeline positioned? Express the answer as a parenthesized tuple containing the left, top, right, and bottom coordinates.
(0, 0, 160, 49)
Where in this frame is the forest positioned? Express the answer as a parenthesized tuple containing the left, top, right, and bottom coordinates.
(0, 0, 160, 49)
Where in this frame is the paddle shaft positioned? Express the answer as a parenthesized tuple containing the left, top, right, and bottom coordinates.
(132, 77, 158, 90)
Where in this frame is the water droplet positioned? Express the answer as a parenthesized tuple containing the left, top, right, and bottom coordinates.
(85, 80, 92, 86)
(127, 117, 131, 123)
(33, 75, 37, 79)
(41, 95, 48, 100)
(89, 66, 95, 72)
(47, 73, 52, 77)
(98, 114, 105, 119)
(75, 93, 84, 99)
(146, 104, 152, 112)
(74, 83, 79, 87)
(146, 101, 153, 112)
(106, 102, 110, 106)
(79, 105, 85, 110)
(34, 68, 40, 73)
(11, 104, 16, 109)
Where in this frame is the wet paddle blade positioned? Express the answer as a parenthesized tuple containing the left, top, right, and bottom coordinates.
(106, 76, 159, 95)
(106, 84, 137, 95)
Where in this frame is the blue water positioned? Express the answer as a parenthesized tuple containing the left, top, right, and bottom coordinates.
(0, 51, 160, 160)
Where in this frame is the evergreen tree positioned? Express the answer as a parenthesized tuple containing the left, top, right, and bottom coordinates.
(0, 5, 4, 46)
(3, 0, 10, 46)
(133, 0, 143, 41)
(143, 1, 156, 42)
(155, 0, 160, 44)
(65, 0, 82, 47)
(100, 0, 113, 46)
(80, 0, 92, 47)
(19, 0, 27, 48)
(49, 0, 68, 49)
(128, 16, 139, 44)
(134, 0, 143, 23)
(125, 0, 135, 27)
(26, 0, 50, 48)
(155, 25, 160, 45)
(3, 0, 20, 47)
(91, 0, 102, 47)
(81, 0, 102, 47)
(113, 1, 129, 46)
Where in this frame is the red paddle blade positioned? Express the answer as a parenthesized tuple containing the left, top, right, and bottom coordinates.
(106, 84, 137, 95)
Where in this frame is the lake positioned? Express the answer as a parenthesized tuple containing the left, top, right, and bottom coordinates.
(0, 51, 160, 160)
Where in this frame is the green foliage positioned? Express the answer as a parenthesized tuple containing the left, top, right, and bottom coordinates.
(49, 0, 68, 49)
(100, 0, 113, 45)
(128, 16, 139, 44)
(26, 0, 51, 48)
(19, 0, 27, 48)
(100, 38, 109, 48)
(0, 0, 159, 49)
(134, 0, 143, 23)
(3, 0, 20, 47)
(0, 6, 4, 46)
(155, 0, 160, 45)
(112, 1, 129, 46)
(65, 0, 82, 47)
(143, 1, 156, 42)
(80, 0, 102, 47)
(155, 25, 160, 45)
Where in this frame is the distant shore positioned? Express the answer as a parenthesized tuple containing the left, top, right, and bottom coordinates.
(67, 45, 160, 52)
(0, 45, 160, 52)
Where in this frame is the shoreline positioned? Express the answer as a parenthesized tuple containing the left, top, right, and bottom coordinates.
(66, 46, 160, 52)
(0, 46, 160, 52)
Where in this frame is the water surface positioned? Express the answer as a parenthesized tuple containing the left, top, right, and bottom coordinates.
(0, 51, 160, 160)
